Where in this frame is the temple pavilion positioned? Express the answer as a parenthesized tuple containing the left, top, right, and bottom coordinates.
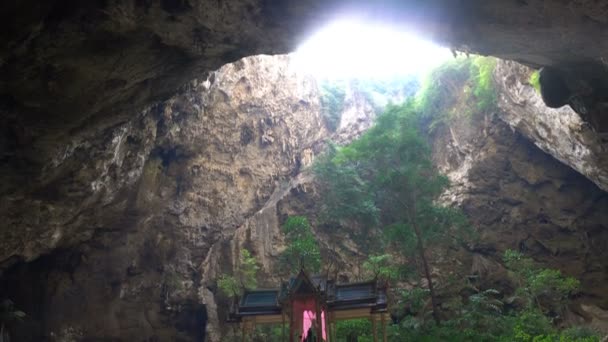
(228, 269, 389, 341)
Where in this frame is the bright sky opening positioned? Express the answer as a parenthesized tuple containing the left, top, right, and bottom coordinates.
(292, 19, 452, 80)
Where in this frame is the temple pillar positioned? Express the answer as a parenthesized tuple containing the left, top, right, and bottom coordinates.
(372, 316, 378, 342)
(381, 313, 387, 342)
(282, 312, 287, 342)
(323, 307, 330, 341)
(241, 322, 246, 342)
(289, 307, 295, 342)
(315, 300, 323, 341)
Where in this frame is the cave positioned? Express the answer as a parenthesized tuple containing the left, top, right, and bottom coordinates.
(1, 1, 608, 341)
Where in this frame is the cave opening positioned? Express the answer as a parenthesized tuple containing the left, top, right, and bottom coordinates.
(291, 18, 451, 80)
(1, 2, 608, 341)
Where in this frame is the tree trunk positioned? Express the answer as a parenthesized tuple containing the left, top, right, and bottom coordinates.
(412, 221, 441, 325)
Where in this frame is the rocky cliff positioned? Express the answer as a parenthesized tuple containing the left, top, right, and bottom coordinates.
(3, 0, 608, 184)
(2, 55, 608, 341)
(0, 55, 333, 341)
(431, 60, 608, 333)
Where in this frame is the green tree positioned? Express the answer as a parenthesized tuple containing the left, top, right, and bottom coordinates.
(335, 319, 373, 342)
(217, 249, 260, 298)
(503, 250, 579, 312)
(362, 254, 399, 283)
(315, 102, 470, 324)
(280, 216, 321, 274)
(319, 81, 347, 131)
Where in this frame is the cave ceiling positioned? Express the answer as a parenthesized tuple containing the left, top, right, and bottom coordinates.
(1, 0, 607, 257)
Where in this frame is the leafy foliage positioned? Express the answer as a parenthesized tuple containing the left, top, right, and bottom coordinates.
(315, 101, 469, 241)
(352, 76, 420, 113)
(314, 100, 471, 323)
(387, 252, 593, 341)
(252, 325, 286, 342)
(503, 250, 579, 311)
(400, 288, 431, 316)
(362, 254, 399, 282)
(416, 56, 497, 131)
(217, 249, 259, 298)
(319, 81, 347, 131)
(280, 216, 321, 274)
(529, 71, 541, 93)
(311, 60, 596, 340)
(318, 76, 420, 132)
(417, 57, 472, 119)
(389, 300, 599, 342)
(313, 143, 380, 231)
(335, 319, 373, 342)
(471, 56, 498, 112)
(221, 325, 288, 342)
(217, 275, 241, 299)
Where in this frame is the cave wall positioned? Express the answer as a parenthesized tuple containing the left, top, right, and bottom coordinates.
(2, 0, 608, 338)
(3, 0, 608, 193)
(0, 55, 330, 341)
(431, 71, 608, 332)
(435, 113, 608, 300)
(3, 0, 608, 270)
(2, 52, 608, 340)
(494, 60, 608, 192)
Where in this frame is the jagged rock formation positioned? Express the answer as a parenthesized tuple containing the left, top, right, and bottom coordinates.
(0, 55, 331, 340)
(434, 110, 608, 327)
(2, 0, 608, 181)
(494, 60, 608, 192)
(431, 62, 608, 333)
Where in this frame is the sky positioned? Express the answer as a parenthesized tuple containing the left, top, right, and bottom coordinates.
(291, 18, 452, 80)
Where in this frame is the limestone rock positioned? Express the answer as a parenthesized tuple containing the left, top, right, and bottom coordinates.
(432, 92, 608, 330)
(494, 60, 608, 192)
(0, 55, 329, 341)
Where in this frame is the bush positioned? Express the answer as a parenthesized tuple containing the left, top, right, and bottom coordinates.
(529, 71, 541, 93)
(503, 250, 579, 311)
(417, 57, 471, 120)
(335, 319, 373, 342)
(320, 81, 347, 131)
(217, 275, 240, 298)
(280, 216, 321, 273)
(415, 56, 497, 132)
(362, 254, 399, 282)
(386, 253, 594, 342)
(217, 249, 259, 298)
(470, 56, 497, 112)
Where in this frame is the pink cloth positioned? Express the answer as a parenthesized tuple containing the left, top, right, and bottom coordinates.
(301, 310, 326, 341)
(293, 298, 327, 341)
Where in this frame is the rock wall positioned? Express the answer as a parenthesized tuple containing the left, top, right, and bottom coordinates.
(1, 52, 608, 340)
(431, 64, 608, 332)
(0, 55, 331, 341)
(494, 60, 608, 192)
(3, 0, 608, 186)
(199, 57, 608, 339)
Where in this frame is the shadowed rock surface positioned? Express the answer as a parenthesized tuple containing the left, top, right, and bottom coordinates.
(1, 55, 330, 340)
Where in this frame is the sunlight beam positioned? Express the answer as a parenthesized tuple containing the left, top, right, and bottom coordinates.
(292, 18, 451, 80)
